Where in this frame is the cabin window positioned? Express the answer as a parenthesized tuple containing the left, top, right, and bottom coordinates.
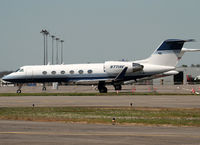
(88, 70, 93, 74)
(61, 70, 65, 74)
(78, 70, 83, 74)
(42, 71, 47, 75)
(51, 71, 56, 75)
(69, 70, 74, 74)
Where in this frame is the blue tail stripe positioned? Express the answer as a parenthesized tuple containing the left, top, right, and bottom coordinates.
(157, 39, 185, 51)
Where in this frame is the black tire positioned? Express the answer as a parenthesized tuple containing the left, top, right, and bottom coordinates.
(42, 87, 46, 91)
(114, 85, 122, 90)
(103, 87, 107, 93)
(98, 81, 107, 93)
(17, 90, 21, 93)
(99, 87, 107, 93)
(99, 89, 104, 93)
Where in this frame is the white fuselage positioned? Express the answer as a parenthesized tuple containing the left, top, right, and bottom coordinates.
(3, 61, 175, 84)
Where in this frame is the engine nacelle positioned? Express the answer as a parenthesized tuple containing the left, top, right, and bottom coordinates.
(104, 61, 143, 74)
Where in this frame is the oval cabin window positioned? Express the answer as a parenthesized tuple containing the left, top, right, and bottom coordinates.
(51, 71, 56, 75)
(42, 71, 47, 75)
(61, 70, 65, 74)
(70, 70, 74, 74)
(78, 70, 83, 74)
(88, 70, 93, 74)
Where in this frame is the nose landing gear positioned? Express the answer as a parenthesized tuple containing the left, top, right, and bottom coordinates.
(17, 89, 21, 93)
(16, 84, 23, 93)
(42, 83, 46, 91)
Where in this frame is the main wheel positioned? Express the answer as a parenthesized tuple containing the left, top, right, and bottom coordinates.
(114, 85, 122, 90)
(98, 81, 108, 93)
(102, 86, 107, 93)
(99, 86, 107, 93)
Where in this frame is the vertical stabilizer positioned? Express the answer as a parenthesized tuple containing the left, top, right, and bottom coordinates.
(147, 39, 194, 66)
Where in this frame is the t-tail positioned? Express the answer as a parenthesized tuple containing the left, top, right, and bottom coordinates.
(147, 39, 195, 67)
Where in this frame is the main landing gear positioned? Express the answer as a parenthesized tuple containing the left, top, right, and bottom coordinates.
(113, 84, 122, 91)
(16, 84, 23, 93)
(98, 81, 107, 93)
(97, 82, 122, 93)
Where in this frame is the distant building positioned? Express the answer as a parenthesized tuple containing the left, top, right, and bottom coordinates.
(153, 67, 200, 85)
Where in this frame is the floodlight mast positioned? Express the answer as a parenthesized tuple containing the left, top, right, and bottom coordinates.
(51, 35, 55, 65)
(41, 30, 64, 65)
(60, 40, 64, 64)
(56, 38, 60, 64)
(40, 29, 46, 65)
(44, 30, 49, 65)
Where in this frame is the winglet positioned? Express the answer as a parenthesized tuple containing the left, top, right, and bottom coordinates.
(114, 67, 128, 81)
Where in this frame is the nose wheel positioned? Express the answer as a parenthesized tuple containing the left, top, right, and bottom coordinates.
(16, 84, 23, 93)
(42, 83, 46, 91)
(17, 89, 21, 93)
(42, 86, 46, 91)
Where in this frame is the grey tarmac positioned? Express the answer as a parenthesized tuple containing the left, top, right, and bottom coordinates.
(0, 84, 199, 94)
(0, 95, 200, 108)
(0, 120, 200, 145)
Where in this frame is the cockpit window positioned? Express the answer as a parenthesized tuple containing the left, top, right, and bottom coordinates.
(15, 69, 20, 72)
(19, 69, 24, 72)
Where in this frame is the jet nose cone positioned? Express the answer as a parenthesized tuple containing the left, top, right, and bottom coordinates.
(2, 75, 8, 81)
(2, 75, 12, 82)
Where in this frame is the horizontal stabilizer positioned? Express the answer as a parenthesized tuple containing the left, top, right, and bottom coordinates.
(182, 47, 200, 52)
(178, 47, 200, 60)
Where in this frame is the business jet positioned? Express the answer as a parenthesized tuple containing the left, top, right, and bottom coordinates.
(2, 39, 200, 93)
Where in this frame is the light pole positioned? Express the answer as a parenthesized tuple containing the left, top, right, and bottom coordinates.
(51, 35, 55, 65)
(60, 40, 64, 64)
(44, 30, 49, 65)
(40, 29, 46, 65)
(40, 29, 48, 91)
(56, 38, 60, 64)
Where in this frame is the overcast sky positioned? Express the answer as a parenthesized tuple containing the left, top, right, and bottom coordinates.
(1, 0, 200, 71)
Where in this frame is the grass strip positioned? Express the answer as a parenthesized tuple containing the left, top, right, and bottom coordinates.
(0, 107, 200, 126)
